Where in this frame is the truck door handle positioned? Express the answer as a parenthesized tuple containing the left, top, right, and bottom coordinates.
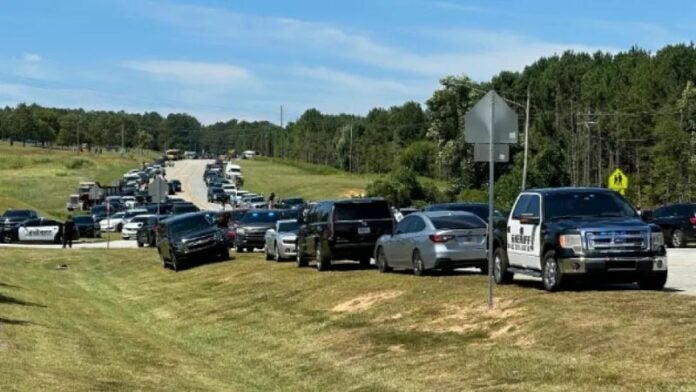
(507, 226, 511, 233)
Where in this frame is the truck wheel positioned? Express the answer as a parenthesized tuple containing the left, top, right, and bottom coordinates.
(493, 247, 513, 284)
(265, 246, 273, 261)
(137, 240, 144, 248)
(274, 244, 282, 262)
(412, 250, 426, 276)
(2, 233, 13, 243)
(316, 245, 331, 271)
(219, 246, 230, 261)
(235, 245, 244, 253)
(376, 247, 391, 273)
(542, 251, 564, 292)
(672, 230, 685, 248)
(170, 251, 182, 272)
(296, 249, 308, 267)
(638, 272, 667, 290)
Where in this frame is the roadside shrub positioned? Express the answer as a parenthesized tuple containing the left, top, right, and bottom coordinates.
(397, 141, 437, 177)
(366, 168, 442, 207)
(457, 188, 487, 203)
(64, 158, 93, 170)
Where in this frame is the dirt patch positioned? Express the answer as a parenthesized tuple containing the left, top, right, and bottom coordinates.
(332, 290, 403, 313)
(341, 188, 365, 198)
(0, 340, 17, 351)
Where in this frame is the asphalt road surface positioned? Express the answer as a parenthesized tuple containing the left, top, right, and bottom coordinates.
(167, 159, 226, 211)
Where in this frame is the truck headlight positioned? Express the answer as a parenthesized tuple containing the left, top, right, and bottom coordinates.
(173, 242, 186, 252)
(651, 232, 664, 250)
(236, 228, 246, 235)
(559, 234, 582, 252)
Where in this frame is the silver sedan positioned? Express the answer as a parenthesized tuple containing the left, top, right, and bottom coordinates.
(374, 211, 488, 276)
(264, 219, 300, 261)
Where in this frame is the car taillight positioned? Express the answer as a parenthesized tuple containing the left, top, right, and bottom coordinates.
(690, 216, 696, 225)
(429, 234, 454, 243)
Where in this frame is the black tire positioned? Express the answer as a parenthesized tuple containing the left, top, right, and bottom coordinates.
(245, 247, 254, 253)
(274, 244, 281, 262)
(296, 247, 309, 267)
(116, 223, 123, 232)
(316, 244, 331, 271)
(638, 272, 667, 290)
(493, 247, 514, 284)
(672, 229, 685, 248)
(359, 257, 371, 268)
(265, 246, 273, 261)
(376, 247, 391, 273)
(235, 245, 244, 253)
(219, 246, 230, 261)
(160, 251, 169, 269)
(137, 240, 144, 248)
(170, 251, 182, 272)
(542, 251, 563, 292)
(412, 250, 426, 276)
(2, 232, 14, 243)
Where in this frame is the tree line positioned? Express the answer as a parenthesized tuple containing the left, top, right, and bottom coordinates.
(1, 44, 696, 208)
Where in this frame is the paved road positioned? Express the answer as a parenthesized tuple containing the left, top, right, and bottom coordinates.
(168, 159, 227, 211)
(664, 249, 696, 295)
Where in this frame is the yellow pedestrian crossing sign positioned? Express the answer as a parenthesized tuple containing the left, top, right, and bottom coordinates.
(608, 168, 629, 195)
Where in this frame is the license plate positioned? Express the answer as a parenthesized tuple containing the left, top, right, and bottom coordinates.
(458, 236, 477, 244)
(358, 227, 371, 234)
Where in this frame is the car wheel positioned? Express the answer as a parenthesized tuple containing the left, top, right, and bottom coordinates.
(265, 246, 273, 261)
(493, 247, 513, 284)
(2, 233, 13, 243)
(235, 245, 244, 253)
(219, 246, 230, 261)
(376, 247, 391, 273)
(412, 250, 426, 276)
(316, 245, 331, 271)
(170, 251, 182, 272)
(160, 251, 169, 269)
(638, 272, 667, 290)
(672, 230, 685, 248)
(137, 240, 144, 248)
(542, 251, 563, 292)
(296, 243, 308, 267)
(117, 223, 123, 232)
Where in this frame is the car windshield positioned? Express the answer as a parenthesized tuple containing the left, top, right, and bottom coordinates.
(278, 221, 300, 232)
(430, 215, 486, 230)
(241, 211, 279, 223)
(335, 201, 391, 220)
(545, 192, 638, 220)
(3, 210, 33, 218)
(169, 215, 212, 233)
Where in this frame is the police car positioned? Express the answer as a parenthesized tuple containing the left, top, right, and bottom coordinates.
(11, 218, 64, 243)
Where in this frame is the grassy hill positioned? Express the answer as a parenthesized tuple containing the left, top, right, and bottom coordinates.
(0, 143, 154, 219)
(1, 248, 695, 391)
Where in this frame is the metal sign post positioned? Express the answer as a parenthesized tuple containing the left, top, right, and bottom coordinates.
(106, 200, 110, 250)
(465, 90, 519, 309)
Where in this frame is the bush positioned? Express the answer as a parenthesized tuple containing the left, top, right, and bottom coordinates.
(64, 158, 93, 170)
(366, 168, 442, 207)
(398, 141, 437, 177)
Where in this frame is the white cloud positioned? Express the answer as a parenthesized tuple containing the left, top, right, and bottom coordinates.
(122, 60, 255, 87)
(22, 53, 42, 62)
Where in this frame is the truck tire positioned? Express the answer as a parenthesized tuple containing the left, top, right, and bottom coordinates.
(296, 249, 308, 267)
(412, 249, 426, 276)
(493, 247, 513, 284)
(542, 251, 564, 292)
(137, 240, 144, 248)
(2, 233, 12, 243)
(359, 257, 371, 268)
(671, 229, 685, 248)
(376, 247, 391, 273)
(265, 247, 273, 261)
(219, 246, 230, 261)
(170, 251, 182, 272)
(235, 245, 244, 253)
(316, 245, 331, 271)
(638, 272, 667, 290)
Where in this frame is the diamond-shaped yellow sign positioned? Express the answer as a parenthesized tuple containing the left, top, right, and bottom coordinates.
(608, 168, 629, 194)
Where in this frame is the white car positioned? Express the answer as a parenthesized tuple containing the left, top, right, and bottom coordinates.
(122, 196, 137, 209)
(222, 184, 237, 195)
(225, 163, 242, 178)
(99, 209, 148, 232)
(16, 218, 64, 243)
(234, 190, 250, 206)
(121, 214, 153, 240)
(264, 219, 299, 261)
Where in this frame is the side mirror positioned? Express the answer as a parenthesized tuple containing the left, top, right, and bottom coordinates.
(519, 213, 540, 225)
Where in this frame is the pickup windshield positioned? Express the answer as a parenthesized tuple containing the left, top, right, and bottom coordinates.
(545, 192, 637, 220)
(241, 211, 279, 223)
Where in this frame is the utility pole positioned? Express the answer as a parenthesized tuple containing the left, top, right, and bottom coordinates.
(349, 124, 353, 173)
(120, 123, 125, 155)
(521, 88, 531, 190)
(76, 116, 81, 153)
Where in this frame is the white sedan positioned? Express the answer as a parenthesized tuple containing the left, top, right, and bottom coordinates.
(121, 214, 154, 240)
(264, 219, 299, 261)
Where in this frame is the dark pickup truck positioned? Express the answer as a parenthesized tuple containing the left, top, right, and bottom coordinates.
(495, 187, 667, 291)
(157, 213, 229, 271)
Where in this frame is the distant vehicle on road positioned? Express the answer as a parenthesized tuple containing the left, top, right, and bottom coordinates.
(242, 150, 256, 159)
(234, 209, 285, 252)
(242, 195, 267, 209)
(165, 149, 183, 161)
(374, 211, 488, 275)
(648, 203, 696, 248)
(170, 179, 182, 192)
(8, 218, 65, 244)
(277, 197, 305, 210)
(121, 214, 153, 240)
(184, 151, 197, 159)
(296, 198, 394, 271)
(264, 219, 300, 261)
(156, 213, 229, 271)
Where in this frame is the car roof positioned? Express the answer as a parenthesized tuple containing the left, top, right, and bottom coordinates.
(160, 212, 207, 224)
(420, 210, 480, 219)
(523, 187, 615, 195)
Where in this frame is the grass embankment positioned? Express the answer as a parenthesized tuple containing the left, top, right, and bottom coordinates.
(0, 143, 155, 219)
(1, 248, 695, 391)
(237, 158, 378, 200)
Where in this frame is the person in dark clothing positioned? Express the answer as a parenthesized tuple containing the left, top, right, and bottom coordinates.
(63, 215, 76, 249)
(217, 212, 230, 228)
(268, 192, 276, 208)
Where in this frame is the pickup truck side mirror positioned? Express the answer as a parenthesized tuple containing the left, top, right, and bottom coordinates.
(519, 213, 540, 225)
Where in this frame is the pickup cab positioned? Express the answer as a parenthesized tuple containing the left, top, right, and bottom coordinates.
(494, 188, 667, 291)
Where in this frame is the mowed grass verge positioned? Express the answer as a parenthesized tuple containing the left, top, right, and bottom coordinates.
(0, 142, 155, 219)
(1, 248, 695, 391)
(238, 158, 378, 200)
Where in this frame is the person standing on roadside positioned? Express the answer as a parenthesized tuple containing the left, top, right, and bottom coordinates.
(63, 215, 75, 249)
(268, 192, 276, 209)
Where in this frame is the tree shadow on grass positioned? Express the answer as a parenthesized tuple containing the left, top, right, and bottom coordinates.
(0, 282, 20, 289)
(0, 293, 45, 307)
(0, 317, 33, 326)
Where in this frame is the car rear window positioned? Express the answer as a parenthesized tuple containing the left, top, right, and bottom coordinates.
(430, 215, 486, 230)
(335, 201, 391, 221)
(278, 221, 299, 232)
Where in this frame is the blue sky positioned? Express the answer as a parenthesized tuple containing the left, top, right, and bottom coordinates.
(1, 0, 694, 124)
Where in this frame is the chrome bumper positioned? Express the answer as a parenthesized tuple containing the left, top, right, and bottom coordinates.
(558, 256, 667, 274)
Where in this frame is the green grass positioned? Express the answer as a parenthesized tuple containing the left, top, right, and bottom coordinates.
(237, 157, 378, 200)
(1, 248, 695, 391)
(0, 142, 155, 219)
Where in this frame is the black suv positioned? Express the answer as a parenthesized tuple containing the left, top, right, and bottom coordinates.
(73, 215, 101, 238)
(649, 203, 696, 248)
(296, 198, 394, 270)
(234, 209, 286, 252)
(156, 213, 229, 271)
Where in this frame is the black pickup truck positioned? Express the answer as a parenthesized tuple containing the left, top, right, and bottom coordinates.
(494, 188, 667, 291)
(156, 213, 229, 271)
